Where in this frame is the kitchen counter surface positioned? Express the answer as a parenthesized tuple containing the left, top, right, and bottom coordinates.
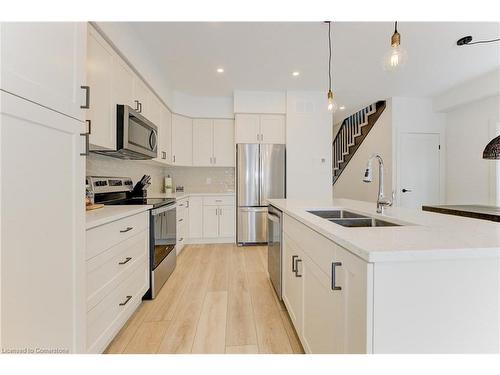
(148, 191, 235, 200)
(268, 198, 500, 263)
(86, 205, 152, 230)
(422, 204, 500, 222)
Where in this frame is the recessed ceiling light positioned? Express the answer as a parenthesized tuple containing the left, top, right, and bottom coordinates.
(339, 105, 346, 110)
(216, 68, 224, 73)
(292, 71, 300, 77)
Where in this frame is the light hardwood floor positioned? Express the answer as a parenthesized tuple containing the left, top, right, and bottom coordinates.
(105, 244, 304, 354)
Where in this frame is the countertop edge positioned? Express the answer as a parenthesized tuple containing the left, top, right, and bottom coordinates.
(86, 205, 152, 230)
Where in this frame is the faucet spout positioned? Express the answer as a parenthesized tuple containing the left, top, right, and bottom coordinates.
(363, 154, 392, 213)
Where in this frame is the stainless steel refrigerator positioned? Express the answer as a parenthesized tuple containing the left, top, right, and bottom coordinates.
(237, 144, 285, 245)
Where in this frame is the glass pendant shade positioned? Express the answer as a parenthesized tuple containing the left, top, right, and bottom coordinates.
(483, 135, 500, 160)
(383, 45, 408, 71)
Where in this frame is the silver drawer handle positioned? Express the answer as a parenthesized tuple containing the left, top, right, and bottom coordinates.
(295, 259, 302, 277)
(80, 85, 90, 109)
(118, 257, 132, 265)
(331, 262, 342, 291)
(292, 255, 298, 273)
(119, 295, 132, 306)
(215, 200, 222, 202)
(120, 227, 133, 233)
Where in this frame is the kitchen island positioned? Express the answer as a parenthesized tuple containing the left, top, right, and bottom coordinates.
(268, 198, 500, 354)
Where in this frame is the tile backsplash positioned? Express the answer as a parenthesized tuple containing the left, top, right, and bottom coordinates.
(86, 153, 235, 194)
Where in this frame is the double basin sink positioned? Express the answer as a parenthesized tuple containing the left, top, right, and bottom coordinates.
(307, 209, 402, 227)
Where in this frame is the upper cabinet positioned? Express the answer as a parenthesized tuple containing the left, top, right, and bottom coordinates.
(132, 77, 150, 117)
(171, 114, 193, 166)
(0, 22, 87, 121)
(193, 118, 235, 167)
(235, 113, 285, 144)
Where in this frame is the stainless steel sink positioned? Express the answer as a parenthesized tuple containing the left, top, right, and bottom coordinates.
(329, 218, 401, 227)
(307, 210, 368, 220)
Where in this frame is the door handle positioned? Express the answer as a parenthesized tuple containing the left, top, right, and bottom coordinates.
(118, 257, 132, 265)
(331, 262, 342, 291)
(402, 188, 412, 193)
(295, 259, 302, 277)
(80, 85, 90, 109)
(119, 295, 132, 306)
(292, 255, 298, 273)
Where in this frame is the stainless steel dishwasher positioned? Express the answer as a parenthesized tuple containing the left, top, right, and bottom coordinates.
(267, 205, 283, 300)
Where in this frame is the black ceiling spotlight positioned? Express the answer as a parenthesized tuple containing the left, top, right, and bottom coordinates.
(456, 35, 500, 46)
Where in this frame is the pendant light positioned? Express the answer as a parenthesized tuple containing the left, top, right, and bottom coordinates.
(483, 136, 500, 160)
(383, 21, 407, 71)
(326, 21, 334, 111)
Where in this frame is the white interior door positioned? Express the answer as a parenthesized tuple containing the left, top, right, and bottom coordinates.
(399, 133, 440, 209)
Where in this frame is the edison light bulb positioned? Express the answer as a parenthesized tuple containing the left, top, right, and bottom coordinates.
(384, 44, 407, 71)
(327, 90, 334, 111)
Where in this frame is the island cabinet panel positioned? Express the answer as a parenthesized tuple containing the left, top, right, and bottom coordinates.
(283, 214, 373, 354)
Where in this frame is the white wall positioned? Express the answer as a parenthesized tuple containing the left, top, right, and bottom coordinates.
(391, 97, 447, 205)
(286, 91, 332, 200)
(234, 90, 286, 114)
(172, 91, 233, 119)
(332, 99, 393, 202)
(444, 95, 500, 205)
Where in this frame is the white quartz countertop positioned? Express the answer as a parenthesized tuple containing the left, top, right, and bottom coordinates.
(267, 198, 500, 263)
(148, 191, 235, 200)
(86, 205, 152, 230)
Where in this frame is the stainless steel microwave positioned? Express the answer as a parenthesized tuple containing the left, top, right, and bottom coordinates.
(92, 104, 158, 160)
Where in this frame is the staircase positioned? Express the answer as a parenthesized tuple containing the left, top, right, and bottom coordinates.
(332, 100, 386, 184)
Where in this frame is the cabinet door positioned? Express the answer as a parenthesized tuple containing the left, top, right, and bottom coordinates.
(260, 114, 285, 144)
(188, 197, 203, 239)
(192, 119, 214, 166)
(149, 95, 164, 163)
(203, 206, 219, 238)
(87, 26, 114, 150)
(213, 119, 235, 166)
(112, 55, 135, 110)
(218, 205, 235, 238)
(333, 247, 369, 354)
(161, 105, 172, 164)
(235, 114, 260, 143)
(1, 92, 85, 352)
(0, 22, 87, 120)
(132, 77, 149, 116)
(282, 235, 304, 335)
(302, 255, 340, 354)
(171, 114, 193, 166)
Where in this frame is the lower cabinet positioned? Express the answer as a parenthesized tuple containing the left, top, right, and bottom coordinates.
(282, 214, 371, 354)
(176, 198, 189, 254)
(85, 211, 150, 353)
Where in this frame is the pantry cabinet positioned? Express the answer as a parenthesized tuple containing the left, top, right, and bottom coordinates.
(0, 22, 87, 121)
(193, 118, 235, 167)
(282, 213, 370, 354)
(235, 113, 285, 144)
(171, 114, 193, 166)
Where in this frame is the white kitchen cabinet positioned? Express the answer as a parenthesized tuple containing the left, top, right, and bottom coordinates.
(163, 106, 173, 163)
(218, 205, 236, 238)
(260, 114, 286, 144)
(132, 76, 150, 117)
(112, 55, 135, 110)
(202, 206, 220, 239)
(235, 113, 285, 144)
(193, 118, 235, 167)
(213, 119, 235, 166)
(151, 97, 167, 164)
(171, 114, 193, 166)
(176, 198, 189, 254)
(87, 25, 115, 150)
(0, 22, 87, 121)
(193, 119, 214, 166)
(282, 235, 304, 334)
(1, 91, 86, 353)
(188, 196, 204, 239)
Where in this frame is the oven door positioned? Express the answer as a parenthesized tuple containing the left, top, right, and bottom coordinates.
(151, 203, 177, 270)
(119, 104, 158, 159)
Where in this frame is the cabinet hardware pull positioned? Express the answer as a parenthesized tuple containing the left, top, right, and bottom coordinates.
(138, 102, 143, 113)
(186, 201, 189, 208)
(119, 295, 132, 306)
(215, 200, 222, 202)
(173, 155, 176, 163)
(80, 132, 89, 156)
(120, 227, 133, 233)
(118, 257, 132, 265)
(80, 85, 90, 109)
(331, 262, 342, 290)
(86, 119, 92, 134)
(295, 259, 302, 277)
(162, 151, 166, 159)
(179, 237, 184, 241)
(134, 100, 140, 111)
(179, 218, 183, 222)
(402, 188, 412, 193)
(292, 255, 298, 273)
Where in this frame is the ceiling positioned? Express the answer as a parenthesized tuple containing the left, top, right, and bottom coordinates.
(129, 21, 500, 112)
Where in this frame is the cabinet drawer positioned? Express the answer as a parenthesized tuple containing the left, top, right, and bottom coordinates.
(284, 214, 337, 276)
(87, 229, 149, 311)
(86, 257, 148, 353)
(86, 212, 148, 260)
(203, 195, 235, 206)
